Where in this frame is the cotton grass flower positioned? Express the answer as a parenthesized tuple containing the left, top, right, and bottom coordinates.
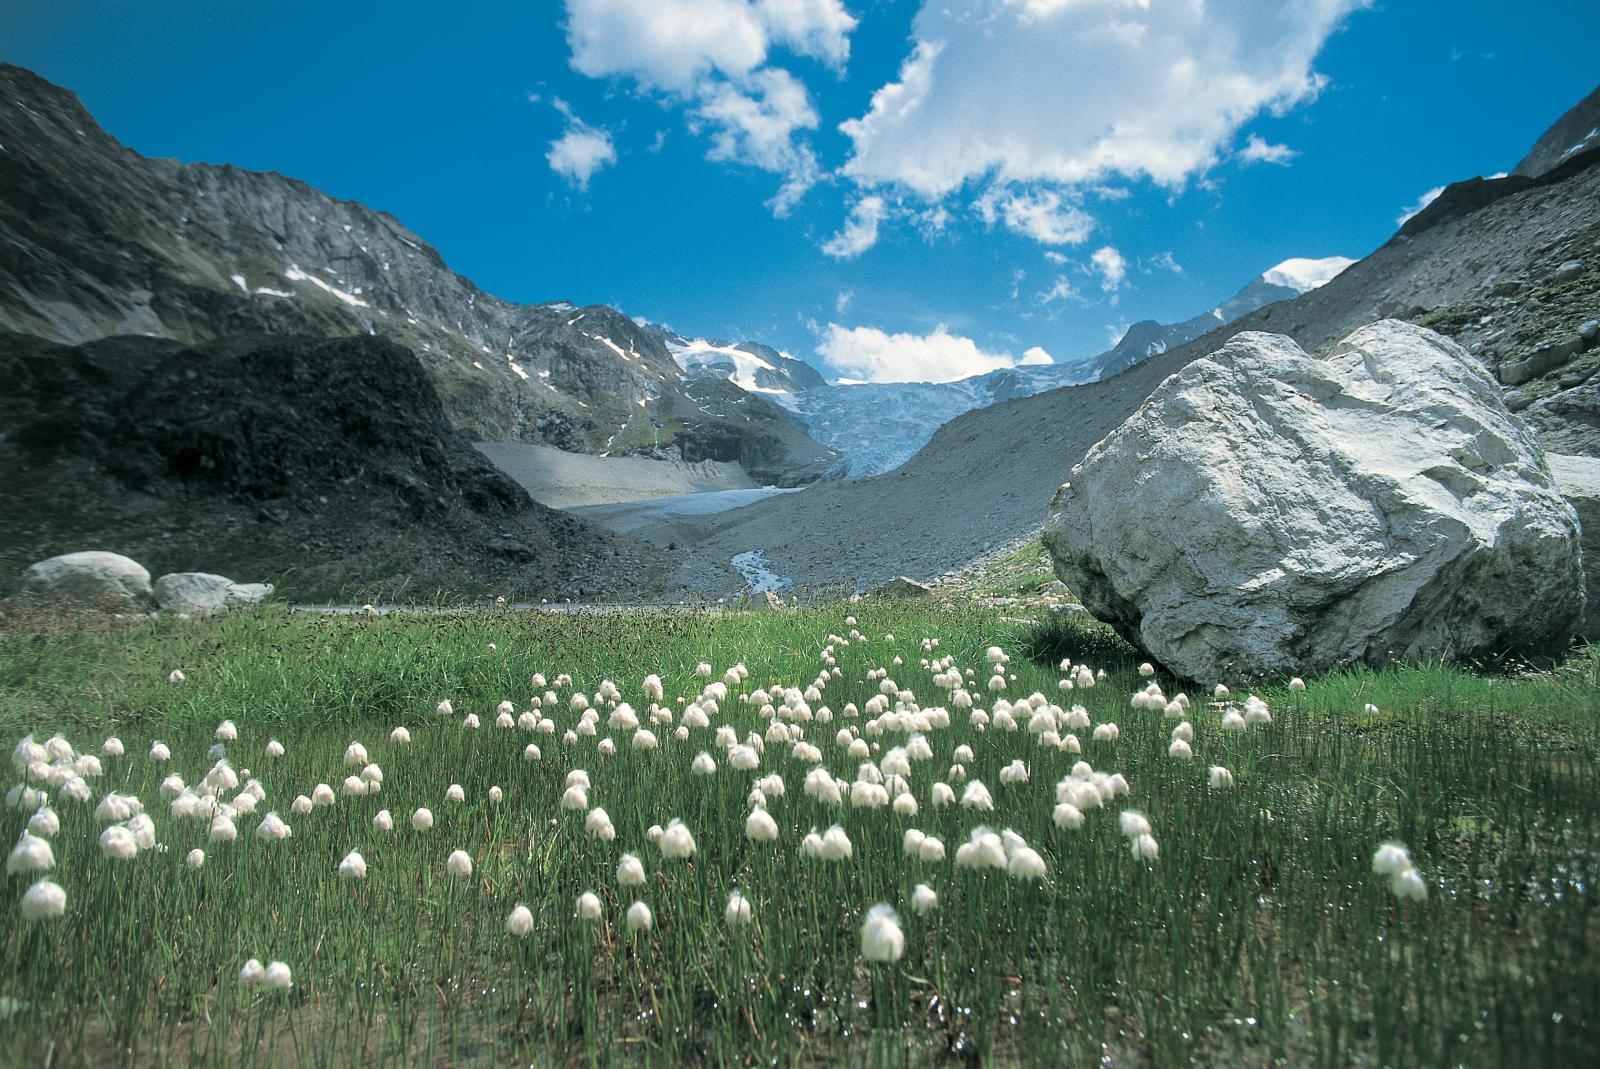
(626, 900, 653, 934)
(209, 814, 238, 842)
(7, 833, 54, 874)
(215, 720, 238, 742)
(27, 808, 59, 837)
(390, 726, 411, 743)
(1007, 844, 1048, 880)
(955, 827, 1006, 870)
(446, 849, 473, 879)
(1168, 738, 1193, 759)
(339, 850, 368, 879)
(616, 853, 647, 887)
(577, 891, 603, 922)
(185, 848, 206, 869)
(291, 795, 313, 815)
(1131, 834, 1159, 860)
(1289, 677, 1307, 692)
(239, 959, 265, 986)
(745, 808, 779, 842)
(1221, 711, 1246, 731)
(1391, 867, 1428, 901)
(960, 780, 993, 810)
(411, 807, 434, 831)
(998, 759, 1029, 784)
(149, 741, 172, 762)
(1208, 766, 1235, 789)
(311, 783, 335, 807)
(506, 905, 535, 937)
(911, 883, 938, 915)
(659, 819, 697, 859)
(725, 889, 753, 927)
(860, 904, 904, 963)
(1054, 802, 1084, 830)
(102, 737, 124, 757)
(263, 962, 293, 991)
(445, 784, 465, 803)
(585, 807, 616, 841)
(100, 825, 138, 860)
(266, 739, 285, 758)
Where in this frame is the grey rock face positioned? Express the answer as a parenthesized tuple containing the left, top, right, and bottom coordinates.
(154, 572, 274, 615)
(1546, 452, 1600, 638)
(16, 551, 153, 610)
(1043, 321, 1583, 681)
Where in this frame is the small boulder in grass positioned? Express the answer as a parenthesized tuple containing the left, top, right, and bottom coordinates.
(13, 551, 153, 611)
(154, 572, 274, 615)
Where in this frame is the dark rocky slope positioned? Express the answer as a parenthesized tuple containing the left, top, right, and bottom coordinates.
(0, 63, 833, 483)
(0, 332, 666, 602)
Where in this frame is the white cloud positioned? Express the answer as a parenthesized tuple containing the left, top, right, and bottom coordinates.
(821, 195, 888, 258)
(1091, 246, 1127, 292)
(754, 0, 857, 67)
(546, 102, 617, 190)
(1396, 184, 1445, 227)
(692, 68, 820, 214)
(834, 290, 853, 313)
(1038, 276, 1077, 304)
(564, 0, 857, 212)
(1147, 250, 1183, 274)
(977, 187, 1094, 245)
(1106, 320, 1132, 347)
(840, 0, 1366, 222)
(1239, 134, 1297, 166)
(566, 0, 767, 91)
(1019, 345, 1054, 365)
(818, 323, 1021, 383)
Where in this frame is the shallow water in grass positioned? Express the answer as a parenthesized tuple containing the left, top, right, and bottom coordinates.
(1, 605, 1597, 1066)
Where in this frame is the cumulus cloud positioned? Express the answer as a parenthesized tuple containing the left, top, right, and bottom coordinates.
(821, 195, 888, 259)
(1239, 134, 1298, 166)
(840, 0, 1366, 238)
(564, 0, 855, 211)
(1019, 346, 1054, 365)
(818, 323, 1024, 383)
(1396, 184, 1445, 227)
(1091, 246, 1127, 293)
(546, 101, 617, 190)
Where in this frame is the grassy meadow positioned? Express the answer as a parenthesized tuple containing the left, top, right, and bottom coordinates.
(1, 596, 1597, 1066)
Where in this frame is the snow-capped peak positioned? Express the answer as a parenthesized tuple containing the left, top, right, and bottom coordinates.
(1261, 256, 1356, 293)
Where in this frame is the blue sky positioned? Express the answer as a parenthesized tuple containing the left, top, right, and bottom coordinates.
(4, 1, 1596, 381)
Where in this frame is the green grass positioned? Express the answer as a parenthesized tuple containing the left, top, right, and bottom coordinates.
(1, 601, 1598, 1066)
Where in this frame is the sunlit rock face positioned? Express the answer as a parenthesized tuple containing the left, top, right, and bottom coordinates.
(1045, 320, 1584, 680)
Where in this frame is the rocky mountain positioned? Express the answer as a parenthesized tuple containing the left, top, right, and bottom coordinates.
(1513, 84, 1600, 178)
(0, 331, 663, 602)
(647, 85, 1600, 595)
(0, 63, 833, 485)
(719, 257, 1352, 479)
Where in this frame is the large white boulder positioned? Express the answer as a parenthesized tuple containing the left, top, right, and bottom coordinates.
(153, 573, 274, 615)
(14, 551, 154, 611)
(1043, 321, 1584, 680)
(1546, 452, 1600, 638)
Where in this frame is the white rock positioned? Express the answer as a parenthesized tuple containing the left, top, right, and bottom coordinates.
(1043, 321, 1583, 679)
(14, 551, 153, 611)
(153, 573, 273, 615)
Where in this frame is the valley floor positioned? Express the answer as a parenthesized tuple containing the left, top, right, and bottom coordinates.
(1, 591, 1596, 1066)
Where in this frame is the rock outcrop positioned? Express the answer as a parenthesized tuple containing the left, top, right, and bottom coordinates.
(153, 572, 274, 615)
(13, 551, 154, 611)
(1547, 452, 1600, 638)
(1043, 321, 1584, 680)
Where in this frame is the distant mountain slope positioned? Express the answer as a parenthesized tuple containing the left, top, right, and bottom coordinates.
(0, 332, 662, 601)
(662, 113, 1600, 593)
(0, 64, 833, 485)
(753, 257, 1350, 478)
